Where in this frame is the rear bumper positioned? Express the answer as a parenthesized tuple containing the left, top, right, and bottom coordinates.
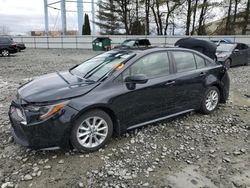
(9, 48, 18, 54)
(9, 104, 78, 149)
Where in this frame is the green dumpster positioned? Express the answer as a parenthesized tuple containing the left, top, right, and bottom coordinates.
(92, 37, 112, 51)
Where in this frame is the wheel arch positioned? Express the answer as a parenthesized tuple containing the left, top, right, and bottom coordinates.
(225, 57, 232, 66)
(71, 105, 121, 136)
(210, 83, 225, 103)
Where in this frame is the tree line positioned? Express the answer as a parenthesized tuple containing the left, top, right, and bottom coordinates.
(95, 0, 250, 35)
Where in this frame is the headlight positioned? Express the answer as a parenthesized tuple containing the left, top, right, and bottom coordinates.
(25, 101, 68, 120)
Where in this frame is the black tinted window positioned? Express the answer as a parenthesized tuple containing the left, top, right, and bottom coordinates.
(172, 51, 196, 73)
(123, 52, 170, 79)
(139, 39, 150, 46)
(0, 38, 10, 43)
(194, 54, 206, 69)
(242, 44, 249, 49)
(236, 44, 246, 50)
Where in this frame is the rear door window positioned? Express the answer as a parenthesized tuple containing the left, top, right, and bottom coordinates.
(172, 51, 196, 73)
(0, 38, 9, 43)
(123, 52, 170, 80)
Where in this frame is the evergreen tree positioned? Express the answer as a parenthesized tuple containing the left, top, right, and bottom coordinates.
(82, 24, 84, 35)
(83, 14, 91, 35)
(95, 0, 121, 34)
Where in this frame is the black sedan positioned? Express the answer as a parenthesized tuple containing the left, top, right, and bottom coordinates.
(0, 37, 18, 57)
(9, 48, 230, 152)
(216, 43, 250, 69)
(114, 39, 151, 49)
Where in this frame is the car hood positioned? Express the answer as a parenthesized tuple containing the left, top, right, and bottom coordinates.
(18, 71, 99, 103)
(216, 51, 231, 57)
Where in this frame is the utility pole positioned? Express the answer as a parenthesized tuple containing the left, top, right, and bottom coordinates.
(44, 0, 49, 35)
(77, 0, 84, 35)
(91, 0, 96, 34)
(61, 0, 67, 35)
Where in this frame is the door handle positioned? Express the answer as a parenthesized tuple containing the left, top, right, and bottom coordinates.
(199, 72, 206, 76)
(165, 80, 175, 86)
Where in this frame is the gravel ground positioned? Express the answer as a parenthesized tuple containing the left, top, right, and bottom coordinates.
(0, 49, 250, 188)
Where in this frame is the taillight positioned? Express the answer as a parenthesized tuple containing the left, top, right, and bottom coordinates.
(11, 42, 17, 47)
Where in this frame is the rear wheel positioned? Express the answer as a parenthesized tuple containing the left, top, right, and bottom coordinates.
(1, 49, 10, 57)
(70, 110, 113, 152)
(224, 59, 231, 70)
(245, 59, 249, 66)
(200, 87, 220, 114)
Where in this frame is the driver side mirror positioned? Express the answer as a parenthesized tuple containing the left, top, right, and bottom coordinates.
(234, 49, 240, 53)
(124, 74, 148, 90)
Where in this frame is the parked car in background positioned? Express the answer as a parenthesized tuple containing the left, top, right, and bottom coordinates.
(9, 47, 229, 152)
(0, 37, 18, 57)
(114, 39, 151, 49)
(211, 39, 233, 46)
(175, 38, 217, 61)
(216, 43, 250, 69)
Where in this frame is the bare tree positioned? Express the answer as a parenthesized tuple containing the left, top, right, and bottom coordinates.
(185, 0, 192, 35)
(144, 0, 151, 34)
(197, 0, 207, 35)
(242, 0, 250, 34)
(151, 0, 164, 35)
(225, 0, 233, 34)
(191, 0, 198, 35)
(164, 0, 184, 35)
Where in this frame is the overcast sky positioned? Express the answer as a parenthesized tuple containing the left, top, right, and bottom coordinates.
(0, 0, 94, 35)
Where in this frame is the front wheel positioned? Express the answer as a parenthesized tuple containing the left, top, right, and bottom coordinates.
(200, 87, 220, 114)
(70, 110, 113, 152)
(1, 49, 10, 57)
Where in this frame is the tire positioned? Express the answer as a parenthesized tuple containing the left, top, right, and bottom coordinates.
(224, 59, 231, 70)
(200, 86, 220, 114)
(245, 59, 249, 66)
(70, 110, 113, 152)
(1, 49, 10, 57)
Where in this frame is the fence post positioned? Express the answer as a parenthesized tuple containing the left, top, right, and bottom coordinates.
(46, 36, 49, 49)
(76, 35, 78, 49)
(61, 35, 63, 49)
(34, 37, 36, 49)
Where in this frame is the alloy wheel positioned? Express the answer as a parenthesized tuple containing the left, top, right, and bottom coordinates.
(224, 59, 231, 70)
(205, 90, 219, 111)
(76, 116, 108, 148)
(1, 50, 9, 57)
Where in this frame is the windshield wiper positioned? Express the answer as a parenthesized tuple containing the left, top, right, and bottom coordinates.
(84, 78, 96, 83)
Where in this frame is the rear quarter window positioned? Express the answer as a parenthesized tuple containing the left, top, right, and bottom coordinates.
(172, 51, 196, 73)
(194, 54, 206, 69)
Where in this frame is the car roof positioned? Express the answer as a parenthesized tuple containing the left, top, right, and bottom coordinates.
(112, 47, 211, 57)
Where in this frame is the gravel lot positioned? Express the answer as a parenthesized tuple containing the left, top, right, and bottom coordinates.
(0, 49, 250, 188)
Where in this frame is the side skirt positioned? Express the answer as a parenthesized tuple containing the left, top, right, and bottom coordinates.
(127, 109, 194, 131)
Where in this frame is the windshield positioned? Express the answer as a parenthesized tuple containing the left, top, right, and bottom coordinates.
(216, 44, 236, 52)
(121, 40, 135, 47)
(71, 50, 135, 81)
